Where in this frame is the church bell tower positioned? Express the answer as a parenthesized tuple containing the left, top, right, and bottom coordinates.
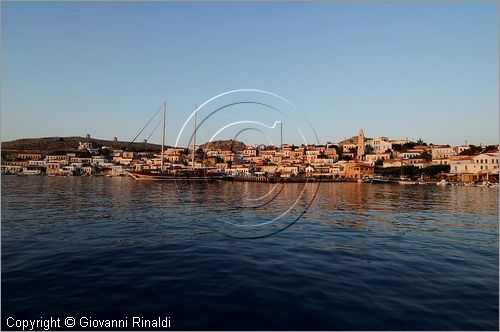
(357, 128, 365, 160)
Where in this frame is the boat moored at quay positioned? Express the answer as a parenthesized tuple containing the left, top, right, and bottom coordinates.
(126, 168, 222, 181)
(126, 99, 220, 181)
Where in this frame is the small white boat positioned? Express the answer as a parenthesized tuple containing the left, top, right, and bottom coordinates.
(398, 180, 418, 185)
(17, 170, 41, 176)
(437, 179, 448, 186)
(479, 181, 497, 188)
(18, 167, 42, 176)
(372, 175, 391, 184)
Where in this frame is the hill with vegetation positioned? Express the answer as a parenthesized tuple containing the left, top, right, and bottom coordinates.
(1, 136, 247, 155)
(199, 139, 245, 152)
(1, 136, 163, 154)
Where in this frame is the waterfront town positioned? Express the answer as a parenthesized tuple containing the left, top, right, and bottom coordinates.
(1, 129, 499, 185)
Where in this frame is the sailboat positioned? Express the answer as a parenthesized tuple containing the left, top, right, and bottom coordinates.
(126, 100, 219, 181)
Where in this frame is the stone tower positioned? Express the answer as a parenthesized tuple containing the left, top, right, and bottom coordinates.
(357, 128, 365, 160)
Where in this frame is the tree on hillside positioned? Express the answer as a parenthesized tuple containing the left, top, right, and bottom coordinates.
(333, 145, 342, 155)
(76, 151, 92, 158)
(416, 138, 426, 145)
(195, 148, 205, 161)
(100, 148, 111, 157)
(377, 166, 420, 177)
(392, 142, 417, 153)
(420, 151, 432, 161)
(52, 150, 70, 155)
(460, 145, 482, 156)
(483, 145, 498, 153)
(423, 164, 450, 176)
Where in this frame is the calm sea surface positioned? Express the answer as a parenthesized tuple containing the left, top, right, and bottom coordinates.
(2, 176, 498, 330)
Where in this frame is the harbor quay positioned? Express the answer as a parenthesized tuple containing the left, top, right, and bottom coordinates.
(1, 129, 498, 186)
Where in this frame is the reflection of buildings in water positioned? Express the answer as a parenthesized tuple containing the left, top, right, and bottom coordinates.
(130, 181, 497, 236)
(321, 183, 370, 212)
(191, 182, 316, 233)
(316, 183, 498, 234)
(310, 183, 369, 230)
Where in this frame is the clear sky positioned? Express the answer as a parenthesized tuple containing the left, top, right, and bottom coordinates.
(2, 1, 498, 146)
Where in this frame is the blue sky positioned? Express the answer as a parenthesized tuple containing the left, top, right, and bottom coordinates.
(2, 1, 498, 146)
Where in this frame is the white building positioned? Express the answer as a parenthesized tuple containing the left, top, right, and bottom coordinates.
(391, 139, 411, 145)
(449, 156, 475, 175)
(454, 146, 470, 155)
(330, 162, 346, 177)
(46, 155, 70, 165)
(449, 153, 499, 175)
(399, 151, 420, 159)
(28, 160, 46, 167)
(92, 157, 108, 166)
(432, 158, 451, 166)
(366, 137, 392, 154)
(283, 165, 299, 175)
(365, 153, 391, 164)
(472, 153, 499, 174)
(78, 141, 93, 151)
(342, 143, 357, 153)
(431, 146, 455, 160)
(242, 146, 257, 157)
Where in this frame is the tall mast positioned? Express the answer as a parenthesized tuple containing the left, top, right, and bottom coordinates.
(161, 98, 166, 172)
(280, 121, 283, 150)
(192, 105, 197, 169)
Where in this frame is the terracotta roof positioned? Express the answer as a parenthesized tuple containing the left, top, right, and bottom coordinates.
(450, 155, 473, 160)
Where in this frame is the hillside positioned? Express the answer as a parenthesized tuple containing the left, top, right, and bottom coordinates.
(199, 139, 245, 152)
(1, 136, 246, 155)
(1, 136, 164, 154)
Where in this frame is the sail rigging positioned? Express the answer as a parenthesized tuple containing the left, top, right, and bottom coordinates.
(125, 99, 222, 180)
(126, 103, 163, 151)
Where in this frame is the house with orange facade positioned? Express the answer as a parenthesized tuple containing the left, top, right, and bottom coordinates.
(344, 162, 374, 180)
